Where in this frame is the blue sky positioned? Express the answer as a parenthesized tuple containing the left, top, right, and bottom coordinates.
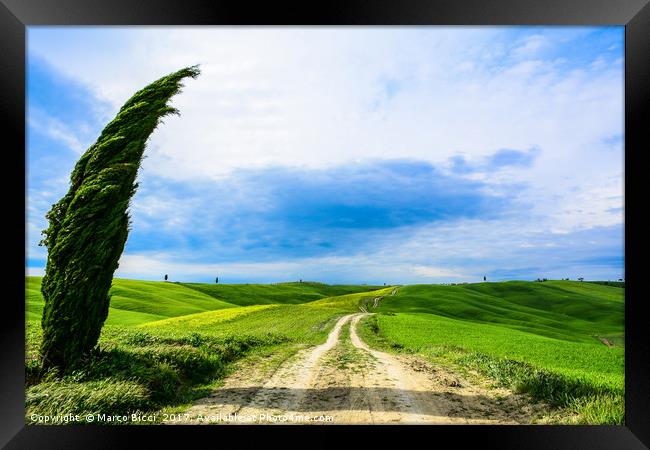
(26, 27, 624, 284)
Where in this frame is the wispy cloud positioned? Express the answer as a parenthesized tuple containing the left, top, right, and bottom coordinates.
(511, 34, 548, 58)
(449, 146, 541, 174)
(28, 108, 86, 153)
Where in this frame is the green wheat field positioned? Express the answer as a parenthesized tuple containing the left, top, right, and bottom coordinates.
(25, 276, 624, 425)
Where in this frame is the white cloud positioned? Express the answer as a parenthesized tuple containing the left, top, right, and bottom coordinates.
(541, 176, 624, 232)
(412, 265, 469, 279)
(114, 251, 477, 284)
(27, 267, 45, 277)
(511, 34, 548, 58)
(115, 253, 302, 281)
(28, 108, 86, 154)
(28, 28, 621, 185)
(27, 27, 624, 281)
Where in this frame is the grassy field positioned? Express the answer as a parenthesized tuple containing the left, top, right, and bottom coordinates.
(26, 277, 236, 326)
(25, 276, 384, 424)
(358, 281, 624, 424)
(26, 277, 381, 325)
(179, 281, 384, 306)
(25, 277, 624, 424)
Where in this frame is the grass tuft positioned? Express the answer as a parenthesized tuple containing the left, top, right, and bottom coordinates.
(27, 378, 151, 421)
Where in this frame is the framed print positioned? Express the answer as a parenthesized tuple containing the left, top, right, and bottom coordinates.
(2, 0, 649, 448)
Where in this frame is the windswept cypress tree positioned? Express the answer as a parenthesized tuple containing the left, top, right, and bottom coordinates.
(39, 66, 200, 371)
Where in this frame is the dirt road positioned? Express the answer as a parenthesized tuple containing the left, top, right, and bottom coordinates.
(169, 313, 546, 425)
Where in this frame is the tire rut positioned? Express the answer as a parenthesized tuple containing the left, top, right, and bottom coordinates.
(168, 312, 548, 424)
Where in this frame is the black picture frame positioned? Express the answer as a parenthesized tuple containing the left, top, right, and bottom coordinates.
(2, 0, 648, 448)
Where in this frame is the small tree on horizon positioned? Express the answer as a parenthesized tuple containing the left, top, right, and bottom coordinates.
(164, 274, 168, 281)
(39, 66, 200, 371)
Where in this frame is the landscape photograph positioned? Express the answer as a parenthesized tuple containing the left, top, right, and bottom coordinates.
(25, 26, 624, 425)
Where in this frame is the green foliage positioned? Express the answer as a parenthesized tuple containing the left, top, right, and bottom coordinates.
(564, 393, 624, 425)
(27, 378, 151, 422)
(38, 66, 200, 370)
(455, 352, 615, 403)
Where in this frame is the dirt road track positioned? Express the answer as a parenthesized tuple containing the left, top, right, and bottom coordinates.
(168, 313, 546, 424)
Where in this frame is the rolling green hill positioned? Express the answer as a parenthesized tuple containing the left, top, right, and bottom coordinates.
(139, 286, 392, 343)
(374, 281, 623, 343)
(180, 281, 384, 306)
(109, 279, 238, 317)
(366, 311, 623, 389)
(26, 277, 381, 325)
(307, 287, 395, 309)
(25, 277, 625, 424)
(26, 277, 237, 326)
(359, 280, 625, 424)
